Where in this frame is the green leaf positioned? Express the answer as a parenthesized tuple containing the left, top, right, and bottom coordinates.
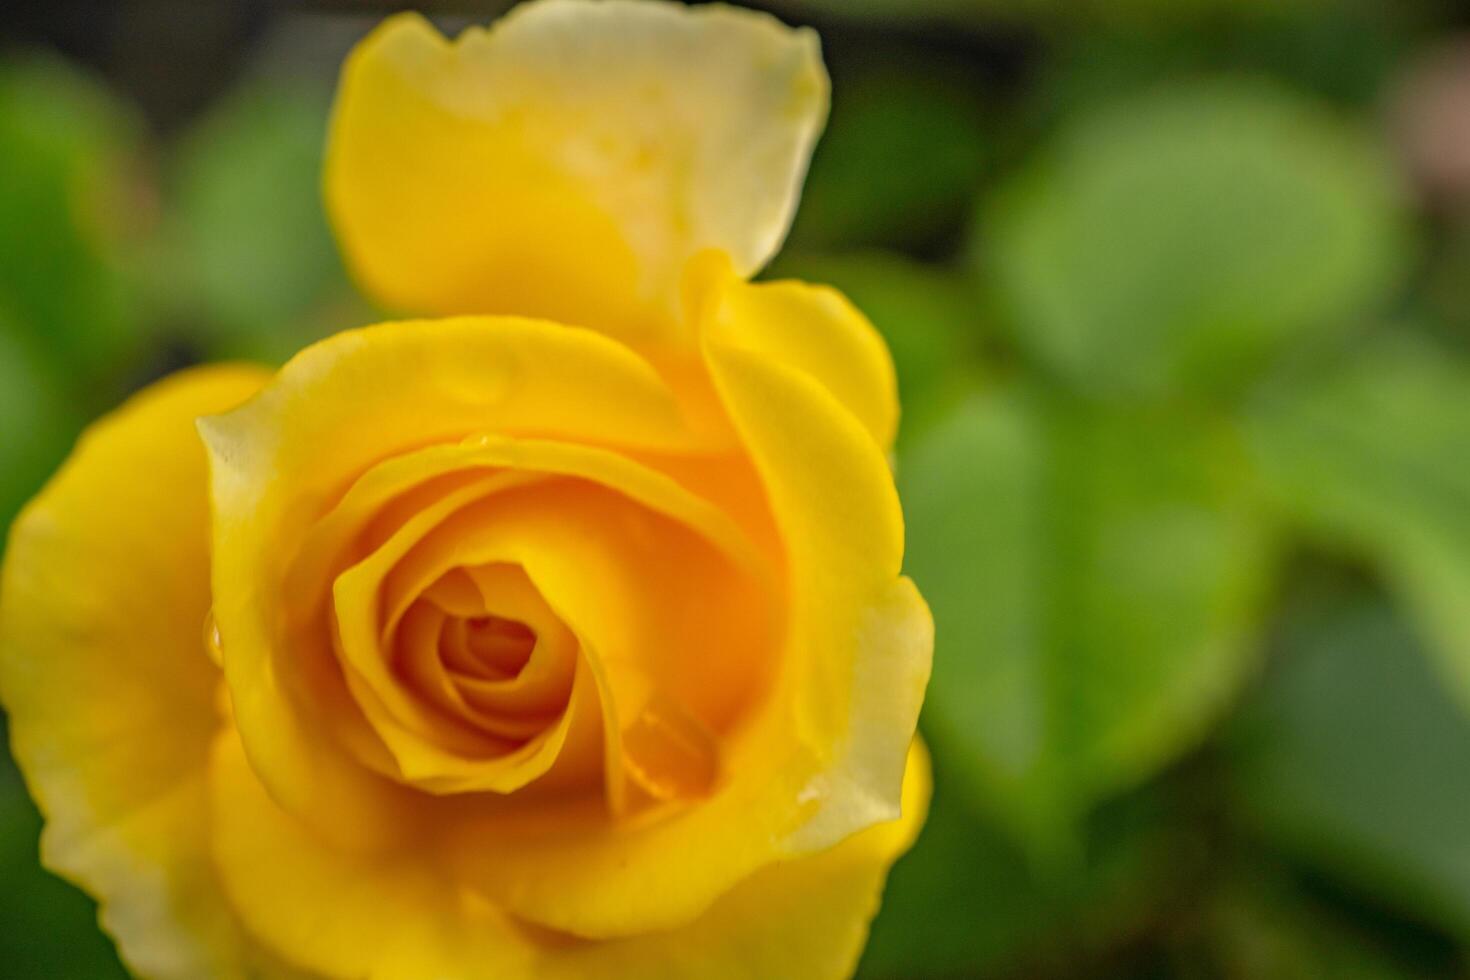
(1229, 590, 1470, 943)
(765, 251, 983, 444)
(985, 80, 1409, 399)
(0, 315, 82, 533)
(858, 744, 1186, 978)
(902, 385, 1276, 852)
(858, 765, 1058, 978)
(0, 55, 149, 380)
(1246, 336, 1470, 715)
(162, 80, 359, 362)
(1197, 870, 1452, 980)
(787, 64, 986, 252)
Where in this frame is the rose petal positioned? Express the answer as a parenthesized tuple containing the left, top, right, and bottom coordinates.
(209, 728, 930, 980)
(332, 479, 593, 795)
(326, 1, 827, 338)
(0, 365, 269, 979)
(703, 341, 931, 853)
(686, 250, 900, 450)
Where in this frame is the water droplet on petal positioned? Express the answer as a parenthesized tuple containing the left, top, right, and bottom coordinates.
(203, 609, 224, 667)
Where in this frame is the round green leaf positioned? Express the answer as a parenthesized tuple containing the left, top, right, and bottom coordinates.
(1246, 335, 1470, 716)
(985, 80, 1410, 399)
(902, 385, 1276, 852)
(1230, 591, 1470, 943)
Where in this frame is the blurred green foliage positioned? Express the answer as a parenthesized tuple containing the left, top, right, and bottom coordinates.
(5, 0, 1470, 976)
(788, 62, 989, 251)
(774, 1, 1470, 976)
(985, 81, 1408, 399)
(158, 80, 367, 363)
(0, 57, 146, 532)
(904, 386, 1276, 855)
(1230, 588, 1470, 951)
(1247, 338, 1470, 711)
(0, 56, 148, 380)
(0, 321, 81, 530)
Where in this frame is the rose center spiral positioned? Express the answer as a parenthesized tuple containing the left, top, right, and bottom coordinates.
(447, 614, 537, 680)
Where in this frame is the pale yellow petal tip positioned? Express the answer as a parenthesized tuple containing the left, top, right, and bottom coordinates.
(195, 398, 262, 486)
(326, 0, 829, 332)
(349, 9, 441, 59)
(680, 248, 739, 327)
(903, 575, 937, 689)
(193, 411, 231, 462)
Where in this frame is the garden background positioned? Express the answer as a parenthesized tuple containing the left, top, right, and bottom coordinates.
(4, 0, 1470, 976)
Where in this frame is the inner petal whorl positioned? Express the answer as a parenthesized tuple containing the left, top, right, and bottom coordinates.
(456, 616, 536, 678)
(280, 434, 780, 813)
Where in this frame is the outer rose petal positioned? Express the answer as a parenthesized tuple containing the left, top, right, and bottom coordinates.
(686, 250, 900, 451)
(0, 366, 270, 979)
(211, 728, 930, 980)
(704, 341, 932, 852)
(325, 1, 827, 338)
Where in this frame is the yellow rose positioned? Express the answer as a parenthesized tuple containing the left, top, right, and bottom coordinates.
(0, 2, 933, 978)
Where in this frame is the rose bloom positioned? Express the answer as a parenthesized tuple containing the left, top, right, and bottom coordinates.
(0, 2, 933, 978)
